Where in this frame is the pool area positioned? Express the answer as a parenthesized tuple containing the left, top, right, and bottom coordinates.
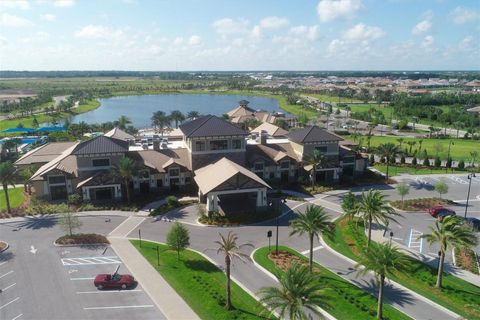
(0, 136, 47, 146)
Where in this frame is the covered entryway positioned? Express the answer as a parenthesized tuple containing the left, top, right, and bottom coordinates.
(77, 173, 122, 202)
(194, 157, 270, 215)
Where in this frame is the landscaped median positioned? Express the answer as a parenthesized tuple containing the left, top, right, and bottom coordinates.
(253, 246, 411, 320)
(131, 240, 274, 320)
(324, 217, 480, 320)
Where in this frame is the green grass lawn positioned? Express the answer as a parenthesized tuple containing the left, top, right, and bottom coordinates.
(71, 99, 100, 114)
(353, 135, 479, 161)
(340, 103, 394, 119)
(305, 93, 363, 104)
(373, 164, 469, 175)
(0, 187, 25, 212)
(131, 240, 273, 320)
(324, 218, 480, 320)
(253, 246, 411, 320)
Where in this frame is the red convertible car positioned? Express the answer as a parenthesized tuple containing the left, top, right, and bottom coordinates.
(94, 273, 136, 290)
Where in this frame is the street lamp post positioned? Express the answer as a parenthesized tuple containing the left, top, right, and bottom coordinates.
(464, 173, 476, 218)
(446, 140, 454, 173)
(389, 231, 394, 244)
(437, 251, 442, 271)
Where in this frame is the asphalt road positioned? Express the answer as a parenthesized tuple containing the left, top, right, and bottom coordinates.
(0, 214, 165, 320)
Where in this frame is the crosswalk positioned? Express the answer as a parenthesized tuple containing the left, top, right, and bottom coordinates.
(407, 229, 424, 253)
(61, 256, 122, 266)
(408, 175, 480, 186)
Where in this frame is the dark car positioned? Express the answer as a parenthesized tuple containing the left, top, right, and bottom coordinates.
(428, 206, 456, 220)
(464, 217, 480, 232)
(94, 273, 136, 290)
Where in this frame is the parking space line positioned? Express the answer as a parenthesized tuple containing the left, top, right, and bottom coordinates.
(301, 246, 323, 255)
(70, 277, 95, 280)
(11, 314, 23, 320)
(84, 304, 153, 310)
(62, 256, 121, 266)
(0, 297, 20, 310)
(0, 270, 14, 279)
(76, 289, 142, 294)
(3, 283, 16, 292)
(0, 262, 7, 267)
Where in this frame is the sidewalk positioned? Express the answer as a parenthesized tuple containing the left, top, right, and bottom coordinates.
(109, 237, 200, 320)
(370, 227, 480, 287)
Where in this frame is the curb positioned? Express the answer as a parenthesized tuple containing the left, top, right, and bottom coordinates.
(53, 241, 110, 247)
(0, 241, 9, 253)
(319, 236, 461, 320)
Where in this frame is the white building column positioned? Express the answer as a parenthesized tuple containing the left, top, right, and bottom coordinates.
(114, 185, 122, 199)
(82, 187, 90, 201)
(256, 188, 267, 207)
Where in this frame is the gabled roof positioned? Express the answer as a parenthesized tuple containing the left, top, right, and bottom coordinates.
(227, 105, 255, 118)
(15, 141, 76, 166)
(128, 148, 191, 172)
(251, 122, 289, 137)
(247, 143, 300, 165)
(287, 126, 343, 144)
(104, 127, 135, 141)
(30, 142, 80, 180)
(194, 157, 270, 194)
(71, 136, 129, 155)
(179, 115, 248, 138)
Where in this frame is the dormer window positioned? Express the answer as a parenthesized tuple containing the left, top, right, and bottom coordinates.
(280, 161, 290, 169)
(169, 168, 180, 177)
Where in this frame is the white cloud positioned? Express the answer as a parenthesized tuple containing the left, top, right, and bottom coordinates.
(317, 0, 362, 22)
(251, 25, 262, 39)
(212, 18, 250, 35)
(0, 13, 33, 27)
(289, 25, 320, 41)
(40, 14, 56, 21)
(421, 35, 434, 50)
(74, 25, 124, 40)
(0, 35, 8, 46)
(53, 0, 75, 7)
(0, 0, 30, 10)
(343, 23, 385, 42)
(412, 19, 432, 34)
(173, 37, 183, 46)
(327, 39, 345, 53)
(188, 35, 201, 46)
(448, 7, 479, 24)
(259, 16, 289, 29)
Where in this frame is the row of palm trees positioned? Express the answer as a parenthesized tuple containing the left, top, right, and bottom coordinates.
(151, 110, 200, 134)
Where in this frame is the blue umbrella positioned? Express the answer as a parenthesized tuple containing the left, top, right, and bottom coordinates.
(36, 126, 67, 132)
(1, 127, 35, 133)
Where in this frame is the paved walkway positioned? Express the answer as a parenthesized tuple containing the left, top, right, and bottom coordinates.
(108, 217, 199, 320)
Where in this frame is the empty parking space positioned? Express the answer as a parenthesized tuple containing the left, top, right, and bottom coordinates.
(0, 257, 21, 320)
(58, 246, 164, 320)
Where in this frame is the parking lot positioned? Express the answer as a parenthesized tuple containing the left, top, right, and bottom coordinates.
(0, 253, 21, 320)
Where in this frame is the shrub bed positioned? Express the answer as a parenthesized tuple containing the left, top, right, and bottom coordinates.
(55, 233, 109, 245)
(254, 246, 411, 320)
(389, 197, 454, 211)
(198, 208, 280, 226)
(150, 198, 198, 216)
(454, 247, 479, 275)
(26, 199, 139, 215)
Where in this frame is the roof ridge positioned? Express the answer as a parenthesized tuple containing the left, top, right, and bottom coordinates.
(186, 115, 213, 137)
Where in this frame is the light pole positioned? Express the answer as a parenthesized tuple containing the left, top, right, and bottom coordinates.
(389, 231, 394, 244)
(464, 173, 476, 218)
(446, 140, 454, 173)
(437, 251, 442, 271)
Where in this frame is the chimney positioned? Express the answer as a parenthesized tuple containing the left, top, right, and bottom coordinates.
(260, 130, 268, 145)
(153, 139, 160, 151)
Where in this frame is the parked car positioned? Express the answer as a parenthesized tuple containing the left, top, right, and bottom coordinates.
(94, 273, 136, 290)
(464, 217, 480, 232)
(428, 206, 456, 220)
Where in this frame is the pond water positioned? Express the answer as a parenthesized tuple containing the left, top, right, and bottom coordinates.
(71, 94, 283, 128)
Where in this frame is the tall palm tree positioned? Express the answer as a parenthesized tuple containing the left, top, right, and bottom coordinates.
(356, 242, 409, 320)
(453, 121, 462, 139)
(355, 190, 400, 247)
(169, 110, 185, 128)
(116, 115, 132, 130)
(258, 263, 329, 320)
(151, 111, 170, 135)
(289, 205, 332, 272)
(375, 143, 402, 180)
(0, 161, 17, 214)
(111, 156, 137, 204)
(305, 149, 328, 190)
(406, 141, 416, 156)
(411, 116, 419, 131)
(186, 110, 200, 120)
(213, 232, 252, 310)
(420, 216, 478, 288)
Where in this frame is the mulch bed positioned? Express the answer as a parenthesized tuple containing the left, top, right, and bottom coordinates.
(390, 197, 453, 211)
(55, 233, 109, 245)
(268, 250, 320, 273)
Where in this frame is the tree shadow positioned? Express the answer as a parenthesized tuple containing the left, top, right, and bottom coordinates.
(9, 215, 58, 230)
(0, 251, 14, 263)
(410, 181, 434, 191)
(184, 259, 222, 273)
(354, 277, 414, 307)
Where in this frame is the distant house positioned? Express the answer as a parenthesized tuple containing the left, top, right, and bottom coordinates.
(226, 100, 279, 125)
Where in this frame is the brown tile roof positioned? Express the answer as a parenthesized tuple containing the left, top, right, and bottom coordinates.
(247, 143, 300, 166)
(251, 122, 288, 137)
(288, 126, 343, 144)
(179, 115, 248, 138)
(226, 105, 256, 118)
(128, 148, 191, 172)
(71, 136, 129, 155)
(15, 142, 76, 166)
(30, 142, 80, 180)
(104, 127, 135, 141)
(194, 157, 270, 194)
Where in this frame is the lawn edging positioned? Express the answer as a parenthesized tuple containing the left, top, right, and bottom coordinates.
(250, 247, 336, 320)
(320, 233, 462, 319)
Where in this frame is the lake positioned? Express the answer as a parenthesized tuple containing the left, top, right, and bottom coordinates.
(71, 94, 283, 128)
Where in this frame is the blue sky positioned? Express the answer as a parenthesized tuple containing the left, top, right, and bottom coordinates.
(0, 0, 479, 70)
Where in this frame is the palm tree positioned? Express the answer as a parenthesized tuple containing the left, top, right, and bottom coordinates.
(258, 263, 329, 320)
(420, 216, 478, 288)
(111, 156, 137, 204)
(0, 161, 17, 214)
(305, 149, 328, 190)
(355, 190, 400, 247)
(169, 110, 185, 128)
(396, 138, 404, 149)
(375, 143, 402, 180)
(186, 110, 200, 120)
(116, 115, 132, 130)
(289, 205, 332, 272)
(151, 111, 170, 135)
(417, 139, 424, 154)
(453, 121, 463, 139)
(412, 116, 419, 131)
(406, 141, 416, 156)
(470, 151, 478, 167)
(213, 232, 252, 310)
(356, 242, 409, 320)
